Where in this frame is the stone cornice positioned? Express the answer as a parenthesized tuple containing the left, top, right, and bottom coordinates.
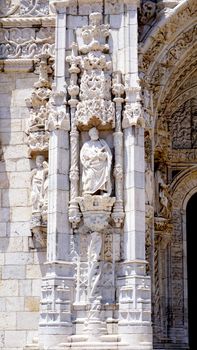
(50, 0, 140, 12)
(50, 0, 76, 12)
(0, 59, 34, 72)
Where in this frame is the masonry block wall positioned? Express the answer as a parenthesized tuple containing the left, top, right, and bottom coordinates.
(0, 72, 46, 349)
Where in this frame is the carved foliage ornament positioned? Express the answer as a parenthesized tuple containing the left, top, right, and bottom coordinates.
(26, 53, 52, 154)
(0, 0, 49, 17)
(0, 27, 54, 59)
(74, 12, 115, 130)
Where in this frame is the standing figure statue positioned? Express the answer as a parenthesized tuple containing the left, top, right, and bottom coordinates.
(31, 155, 48, 213)
(145, 164, 154, 205)
(155, 165, 171, 219)
(80, 127, 112, 196)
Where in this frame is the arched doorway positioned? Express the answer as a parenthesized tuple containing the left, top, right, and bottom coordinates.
(186, 192, 197, 350)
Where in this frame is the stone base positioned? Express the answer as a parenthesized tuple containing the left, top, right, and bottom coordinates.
(25, 337, 152, 350)
(53, 342, 152, 350)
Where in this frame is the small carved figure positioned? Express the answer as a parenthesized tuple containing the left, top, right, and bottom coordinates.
(88, 231, 102, 300)
(145, 165, 154, 205)
(155, 166, 171, 219)
(31, 155, 48, 213)
(80, 127, 112, 196)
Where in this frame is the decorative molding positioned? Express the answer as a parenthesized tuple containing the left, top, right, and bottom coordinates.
(0, 58, 34, 72)
(0, 26, 55, 59)
(171, 166, 197, 209)
(0, 16, 55, 27)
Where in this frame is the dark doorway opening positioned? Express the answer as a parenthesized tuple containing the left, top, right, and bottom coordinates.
(186, 192, 197, 350)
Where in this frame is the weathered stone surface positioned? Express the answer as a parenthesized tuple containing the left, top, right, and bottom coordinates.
(0, 0, 196, 349)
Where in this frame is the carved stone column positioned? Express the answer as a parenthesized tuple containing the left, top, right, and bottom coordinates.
(67, 43, 81, 228)
(112, 71, 125, 227)
(118, 1, 153, 348)
(38, 2, 75, 348)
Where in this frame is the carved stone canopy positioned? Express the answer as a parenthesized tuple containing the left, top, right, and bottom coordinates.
(76, 101, 115, 131)
(71, 11, 115, 131)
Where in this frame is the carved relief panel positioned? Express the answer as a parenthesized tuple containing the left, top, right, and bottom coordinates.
(170, 98, 197, 149)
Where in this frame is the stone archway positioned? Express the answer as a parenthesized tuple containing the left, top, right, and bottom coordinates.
(186, 192, 197, 350)
(140, 2, 197, 347)
(169, 167, 197, 348)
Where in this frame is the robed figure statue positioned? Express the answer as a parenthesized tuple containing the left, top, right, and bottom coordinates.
(80, 127, 112, 196)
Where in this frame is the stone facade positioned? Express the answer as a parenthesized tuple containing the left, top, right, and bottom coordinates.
(0, 0, 196, 349)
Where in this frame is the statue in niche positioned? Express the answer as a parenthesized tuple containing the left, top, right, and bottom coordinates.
(80, 127, 112, 196)
(145, 163, 154, 205)
(31, 155, 48, 213)
(155, 165, 171, 219)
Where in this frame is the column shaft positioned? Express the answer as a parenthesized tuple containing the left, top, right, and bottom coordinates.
(47, 129, 70, 261)
(123, 126, 145, 261)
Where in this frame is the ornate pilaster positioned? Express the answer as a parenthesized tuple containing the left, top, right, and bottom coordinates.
(112, 72, 125, 227)
(38, 2, 75, 348)
(118, 1, 153, 348)
(67, 43, 81, 228)
(153, 220, 172, 343)
(31, 1, 153, 349)
(38, 89, 74, 348)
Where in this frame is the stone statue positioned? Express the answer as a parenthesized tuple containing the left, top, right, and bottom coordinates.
(31, 155, 48, 213)
(155, 166, 171, 219)
(80, 127, 112, 196)
(145, 165, 154, 205)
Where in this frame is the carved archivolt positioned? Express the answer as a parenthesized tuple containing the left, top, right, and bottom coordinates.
(171, 166, 197, 209)
(139, 0, 197, 125)
(140, 0, 196, 74)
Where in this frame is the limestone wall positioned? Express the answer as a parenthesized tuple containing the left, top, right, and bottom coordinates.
(0, 72, 46, 349)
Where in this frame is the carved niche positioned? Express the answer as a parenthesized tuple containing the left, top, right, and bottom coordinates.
(25, 53, 53, 156)
(67, 12, 124, 230)
(26, 53, 53, 249)
(29, 154, 48, 249)
(66, 13, 124, 339)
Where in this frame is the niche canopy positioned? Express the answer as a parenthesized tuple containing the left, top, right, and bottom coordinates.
(75, 12, 115, 131)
